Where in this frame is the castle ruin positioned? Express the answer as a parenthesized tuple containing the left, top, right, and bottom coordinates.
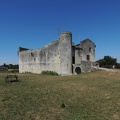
(18, 32, 96, 75)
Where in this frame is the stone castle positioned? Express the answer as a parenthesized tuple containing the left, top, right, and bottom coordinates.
(18, 32, 96, 75)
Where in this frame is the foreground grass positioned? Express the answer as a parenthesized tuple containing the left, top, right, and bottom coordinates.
(0, 70, 120, 120)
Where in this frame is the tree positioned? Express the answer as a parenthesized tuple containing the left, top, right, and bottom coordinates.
(1, 63, 19, 69)
(96, 56, 118, 68)
(116, 63, 120, 69)
(2, 63, 8, 67)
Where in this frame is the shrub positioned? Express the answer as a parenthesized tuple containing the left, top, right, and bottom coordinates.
(102, 65, 113, 69)
(41, 71, 59, 76)
(8, 69, 19, 73)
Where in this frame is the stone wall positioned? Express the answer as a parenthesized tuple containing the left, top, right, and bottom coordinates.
(80, 39, 95, 62)
(19, 40, 61, 74)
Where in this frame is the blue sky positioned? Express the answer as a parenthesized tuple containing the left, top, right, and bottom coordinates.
(0, 0, 120, 65)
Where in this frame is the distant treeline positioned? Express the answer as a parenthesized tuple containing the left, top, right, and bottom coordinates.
(0, 63, 19, 69)
(96, 56, 120, 69)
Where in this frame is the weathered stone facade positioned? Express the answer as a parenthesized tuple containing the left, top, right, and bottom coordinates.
(18, 32, 96, 75)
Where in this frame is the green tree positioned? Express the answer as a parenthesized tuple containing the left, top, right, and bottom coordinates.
(1, 63, 19, 69)
(96, 56, 117, 68)
(2, 63, 8, 67)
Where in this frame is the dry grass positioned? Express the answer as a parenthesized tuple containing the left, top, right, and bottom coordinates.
(0, 70, 120, 120)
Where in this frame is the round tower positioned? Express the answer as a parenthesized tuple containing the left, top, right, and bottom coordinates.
(59, 32, 72, 75)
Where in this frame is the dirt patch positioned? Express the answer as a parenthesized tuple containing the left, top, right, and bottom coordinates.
(113, 113, 120, 120)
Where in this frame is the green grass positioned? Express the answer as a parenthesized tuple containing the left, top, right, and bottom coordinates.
(0, 70, 120, 120)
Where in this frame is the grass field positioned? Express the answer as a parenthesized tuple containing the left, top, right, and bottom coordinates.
(0, 70, 120, 120)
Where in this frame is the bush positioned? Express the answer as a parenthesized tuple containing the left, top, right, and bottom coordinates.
(8, 69, 19, 73)
(116, 63, 120, 69)
(41, 71, 59, 76)
(102, 65, 113, 69)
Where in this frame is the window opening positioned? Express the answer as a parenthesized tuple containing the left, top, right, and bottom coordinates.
(34, 58, 36, 61)
(86, 55, 90, 61)
(72, 56, 75, 64)
(89, 47, 91, 52)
